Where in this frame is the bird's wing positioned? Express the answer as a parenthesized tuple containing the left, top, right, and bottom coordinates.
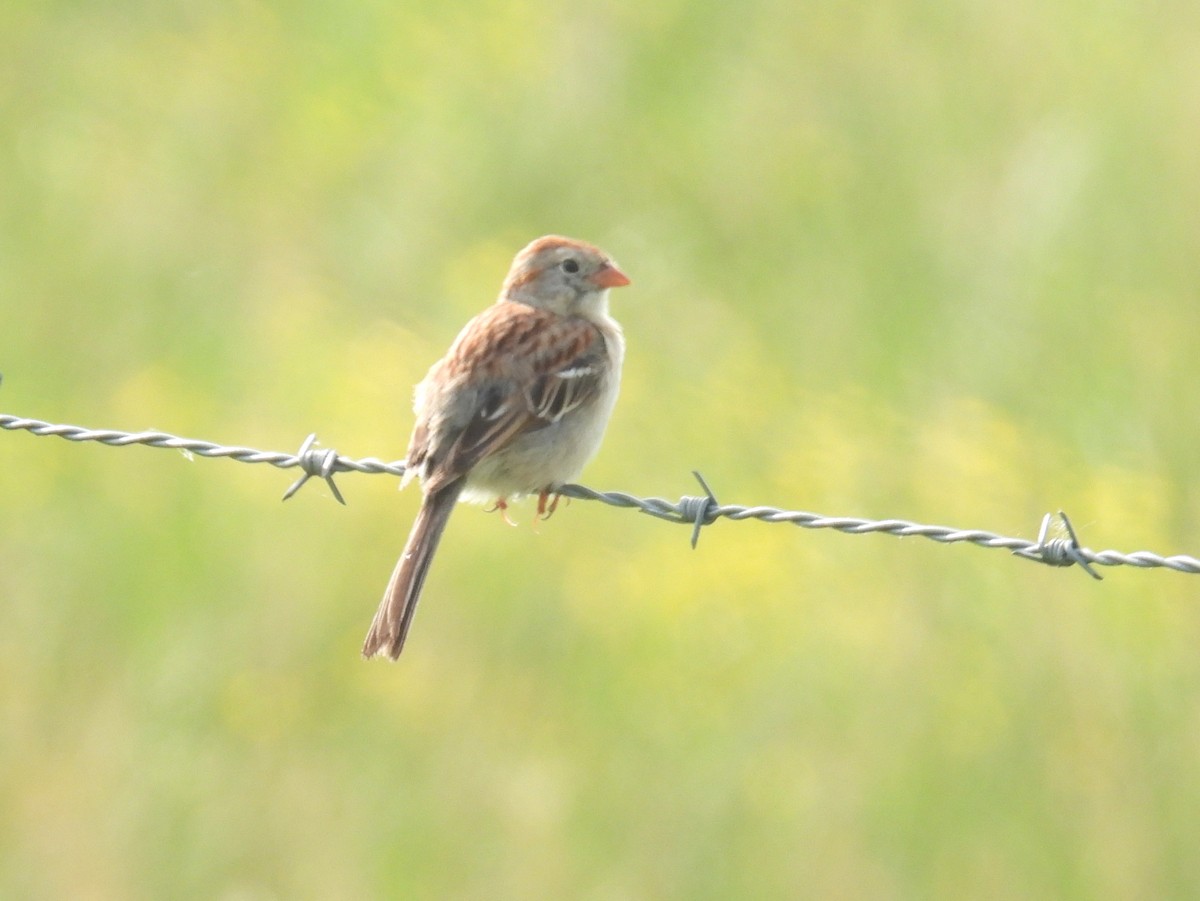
(409, 304, 609, 493)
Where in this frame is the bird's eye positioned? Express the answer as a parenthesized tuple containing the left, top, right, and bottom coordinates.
(561, 258, 580, 274)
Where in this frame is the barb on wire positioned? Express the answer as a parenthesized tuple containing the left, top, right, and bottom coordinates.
(282, 433, 349, 505)
(1013, 511, 1103, 580)
(3, 411, 1199, 578)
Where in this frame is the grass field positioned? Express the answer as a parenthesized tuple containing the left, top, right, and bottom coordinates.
(3, 1, 1200, 897)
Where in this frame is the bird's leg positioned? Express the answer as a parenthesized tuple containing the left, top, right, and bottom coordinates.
(536, 489, 564, 521)
(485, 497, 518, 527)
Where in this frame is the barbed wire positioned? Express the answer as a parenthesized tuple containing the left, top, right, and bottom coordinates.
(3, 411, 1199, 578)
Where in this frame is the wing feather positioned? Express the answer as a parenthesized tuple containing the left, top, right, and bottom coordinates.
(407, 304, 608, 493)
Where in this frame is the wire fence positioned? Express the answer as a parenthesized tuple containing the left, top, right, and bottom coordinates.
(3, 410, 1199, 578)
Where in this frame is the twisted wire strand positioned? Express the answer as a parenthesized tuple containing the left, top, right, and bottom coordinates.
(4, 413, 1199, 577)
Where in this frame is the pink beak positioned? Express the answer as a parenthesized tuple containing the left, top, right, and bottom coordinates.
(589, 262, 631, 289)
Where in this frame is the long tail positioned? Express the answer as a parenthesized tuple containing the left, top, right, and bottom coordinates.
(362, 481, 463, 660)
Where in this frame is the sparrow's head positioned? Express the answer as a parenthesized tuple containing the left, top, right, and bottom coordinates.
(501, 235, 630, 316)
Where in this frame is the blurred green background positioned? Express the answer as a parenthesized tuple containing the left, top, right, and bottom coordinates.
(3, 0, 1200, 897)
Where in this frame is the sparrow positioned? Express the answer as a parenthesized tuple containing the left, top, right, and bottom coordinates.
(362, 235, 631, 660)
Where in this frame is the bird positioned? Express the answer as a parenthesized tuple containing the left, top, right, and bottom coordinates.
(362, 235, 631, 660)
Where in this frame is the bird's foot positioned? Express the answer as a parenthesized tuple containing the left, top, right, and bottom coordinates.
(485, 498, 518, 527)
(536, 489, 565, 521)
